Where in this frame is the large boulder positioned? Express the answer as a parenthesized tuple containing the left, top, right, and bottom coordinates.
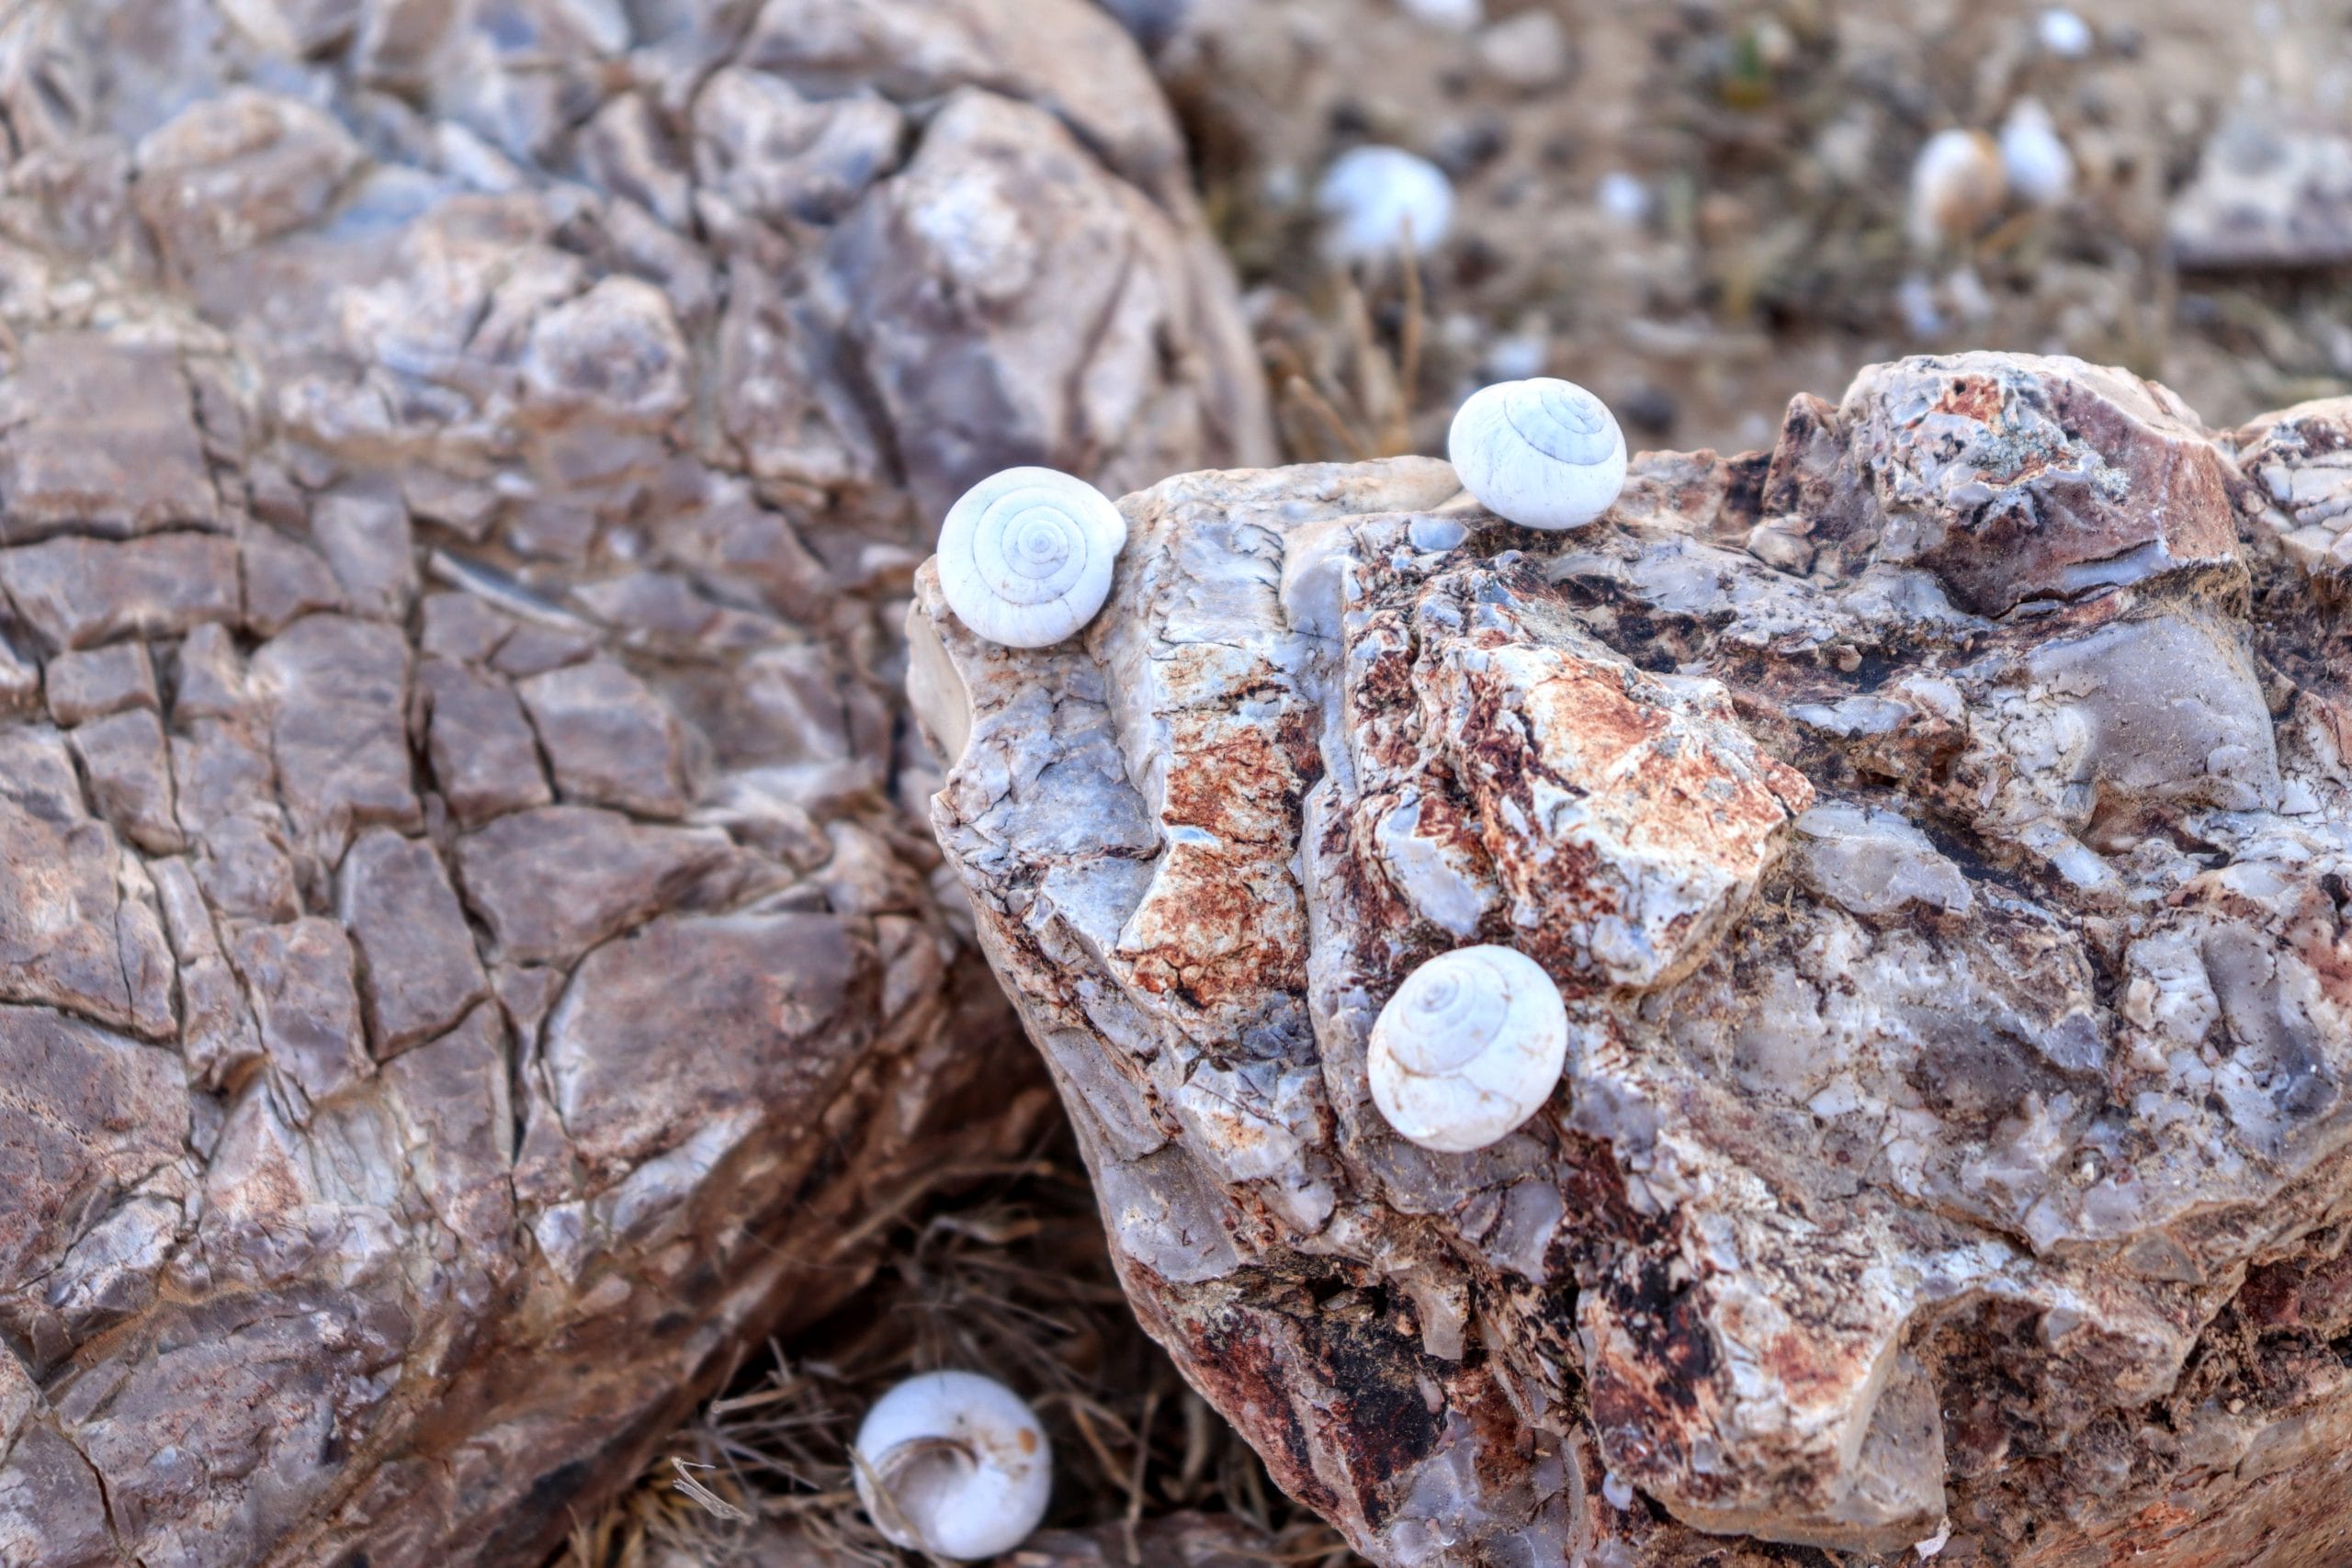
(916, 353, 2352, 1565)
(0, 2, 1270, 1563)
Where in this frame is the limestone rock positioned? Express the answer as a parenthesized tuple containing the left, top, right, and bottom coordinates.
(0, 2, 1269, 1563)
(918, 353, 2352, 1565)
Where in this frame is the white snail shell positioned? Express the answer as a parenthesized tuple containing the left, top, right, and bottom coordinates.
(1368, 945, 1568, 1153)
(853, 1371, 1052, 1561)
(1906, 129, 2005, 250)
(1999, 98, 2074, 209)
(1317, 145, 1455, 265)
(937, 467, 1127, 649)
(1446, 378, 1628, 531)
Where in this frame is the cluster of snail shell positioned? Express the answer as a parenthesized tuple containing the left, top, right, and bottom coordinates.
(854, 1370, 1053, 1559)
(934, 389, 1615, 1153)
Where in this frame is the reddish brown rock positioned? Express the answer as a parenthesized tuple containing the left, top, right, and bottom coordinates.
(918, 354, 2352, 1566)
(0, 1, 1269, 1562)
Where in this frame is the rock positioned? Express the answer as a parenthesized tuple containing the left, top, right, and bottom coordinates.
(2169, 117, 2352, 270)
(917, 353, 2352, 1565)
(0, 1, 1269, 1563)
(0, 333, 219, 540)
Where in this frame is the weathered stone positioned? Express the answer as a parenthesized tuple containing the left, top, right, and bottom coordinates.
(339, 828, 488, 1056)
(0, 334, 218, 541)
(249, 614, 420, 863)
(153, 854, 264, 1088)
(0, 728, 149, 1029)
(69, 706, 186, 854)
(311, 492, 418, 620)
(44, 640, 158, 726)
(240, 522, 348, 635)
(0, 1005, 187, 1303)
(455, 806, 735, 966)
(515, 656, 694, 818)
(380, 1004, 515, 1302)
(1832, 353, 2239, 615)
(0, 1, 1270, 1561)
(692, 68, 908, 227)
(826, 87, 1272, 522)
(418, 657, 555, 827)
(0, 1425, 117, 1568)
(132, 87, 363, 276)
(229, 918, 375, 1110)
(0, 533, 242, 650)
(919, 355, 2352, 1565)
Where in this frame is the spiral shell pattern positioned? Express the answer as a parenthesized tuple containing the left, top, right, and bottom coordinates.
(937, 467, 1127, 648)
(1447, 378, 1628, 531)
(1368, 944, 1569, 1153)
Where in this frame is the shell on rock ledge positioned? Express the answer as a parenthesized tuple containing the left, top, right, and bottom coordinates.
(1369, 944, 1568, 1152)
(1446, 378, 1628, 530)
(938, 468, 1128, 648)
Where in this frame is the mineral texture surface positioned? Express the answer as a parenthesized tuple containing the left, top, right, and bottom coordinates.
(915, 353, 2352, 1565)
(0, 1, 1268, 1563)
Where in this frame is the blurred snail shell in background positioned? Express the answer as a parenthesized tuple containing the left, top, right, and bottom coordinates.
(853, 1371, 1052, 1561)
(1317, 145, 1456, 265)
(2000, 98, 2075, 208)
(1397, 0, 1484, 34)
(938, 468, 1127, 648)
(1446, 378, 1628, 530)
(1368, 945, 1570, 1153)
(1907, 127, 2005, 250)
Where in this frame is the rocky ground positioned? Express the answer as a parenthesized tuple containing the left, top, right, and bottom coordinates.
(587, 2, 2352, 1566)
(4, 0, 2349, 1564)
(1156, 0, 2352, 460)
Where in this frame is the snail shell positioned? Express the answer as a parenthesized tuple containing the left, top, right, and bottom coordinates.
(937, 467, 1127, 648)
(1445, 378, 1628, 531)
(853, 1371, 1052, 1561)
(1317, 145, 1456, 265)
(1999, 98, 2074, 209)
(1907, 128, 2005, 250)
(1368, 944, 1569, 1153)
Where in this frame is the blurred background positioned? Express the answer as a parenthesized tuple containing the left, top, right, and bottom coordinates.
(1178, 0, 2352, 460)
(571, 2, 2352, 1562)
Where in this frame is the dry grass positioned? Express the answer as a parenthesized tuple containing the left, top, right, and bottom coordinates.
(551, 1130, 1361, 1568)
(1262, 254, 1434, 465)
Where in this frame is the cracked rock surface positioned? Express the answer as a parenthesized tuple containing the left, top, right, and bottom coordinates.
(916, 353, 2352, 1566)
(0, 1, 1269, 1563)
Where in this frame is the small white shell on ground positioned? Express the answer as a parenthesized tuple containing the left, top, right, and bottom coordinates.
(2036, 7, 2092, 57)
(1317, 146, 1455, 265)
(1596, 169, 1651, 224)
(1446, 378, 1628, 530)
(1907, 129, 2005, 250)
(937, 467, 1127, 648)
(853, 1371, 1052, 1561)
(1368, 945, 1568, 1153)
(2000, 98, 2075, 208)
(1397, 0, 1482, 34)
